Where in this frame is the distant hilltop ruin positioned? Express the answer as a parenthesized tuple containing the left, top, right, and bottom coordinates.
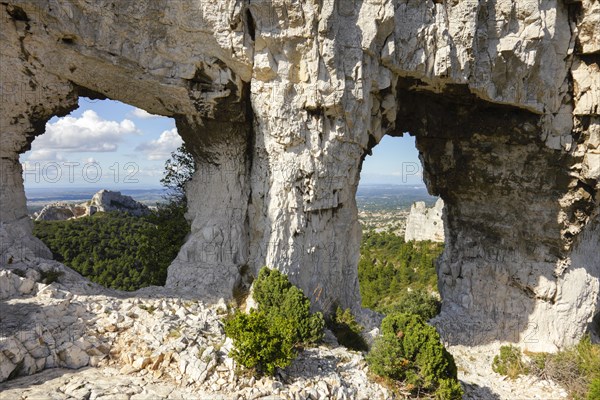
(404, 199, 445, 243)
(34, 190, 150, 221)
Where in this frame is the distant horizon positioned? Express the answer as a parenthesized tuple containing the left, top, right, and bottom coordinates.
(25, 186, 166, 192)
(25, 182, 427, 192)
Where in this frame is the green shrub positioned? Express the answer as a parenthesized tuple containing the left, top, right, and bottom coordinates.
(435, 378, 464, 400)
(252, 267, 324, 344)
(224, 309, 295, 376)
(327, 307, 368, 351)
(224, 267, 324, 376)
(381, 289, 441, 321)
(367, 312, 461, 397)
(492, 345, 529, 379)
(588, 378, 600, 400)
(525, 350, 548, 372)
(252, 267, 292, 310)
(40, 268, 63, 284)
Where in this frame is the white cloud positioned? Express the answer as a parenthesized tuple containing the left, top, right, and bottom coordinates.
(131, 108, 161, 119)
(30, 110, 139, 154)
(138, 165, 167, 177)
(135, 128, 182, 161)
(26, 149, 64, 162)
(21, 160, 38, 171)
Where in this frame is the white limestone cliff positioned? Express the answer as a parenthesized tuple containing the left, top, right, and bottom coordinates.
(35, 203, 85, 221)
(88, 190, 150, 217)
(404, 199, 445, 243)
(34, 190, 149, 221)
(0, 0, 598, 353)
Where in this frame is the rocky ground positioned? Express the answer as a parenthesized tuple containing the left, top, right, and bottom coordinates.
(452, 345, 568, 400)
(0, 259, 570, 399)
(0, 260, 390, 399)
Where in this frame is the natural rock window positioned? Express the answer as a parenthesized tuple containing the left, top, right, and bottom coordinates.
(358, 134, 444, 241)
(20, 98, 186, 291)
(1, 0, 598, 355)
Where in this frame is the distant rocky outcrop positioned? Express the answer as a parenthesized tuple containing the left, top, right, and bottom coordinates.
(34, 203, 87, 221)
(404, 199, 445, 243)
(34, 190, 149, 221)
(89, 190, 150, 217)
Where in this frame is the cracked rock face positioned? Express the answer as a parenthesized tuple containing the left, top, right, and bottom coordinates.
(1, 0, 598, 352)
(404, 199, 445, 243)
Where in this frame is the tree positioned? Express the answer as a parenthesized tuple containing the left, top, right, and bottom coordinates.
(160, 143, 196, 204)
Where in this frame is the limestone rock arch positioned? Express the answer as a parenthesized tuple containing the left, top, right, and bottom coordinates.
(1, 0, 598, 352)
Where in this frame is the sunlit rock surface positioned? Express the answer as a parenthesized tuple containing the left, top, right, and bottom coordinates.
(34, 190, 149, 221)
(0, 0, 598, 353)
(404, 199, 445, 243)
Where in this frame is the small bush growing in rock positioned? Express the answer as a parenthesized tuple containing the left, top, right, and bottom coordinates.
(492, 345, 529, 379)
(366, 312, 462, 398)
(588, 378, 600, 400)
(224, 309, 295, 375)
(10, 268, 26, 278)
(381, 289, 441, 321)
(327, 307, 368, 351)
(224, 267, 324, 375)
(40, 268, 63, 284)
(434, 378, 465, 400)
(252, 267, 324, 344)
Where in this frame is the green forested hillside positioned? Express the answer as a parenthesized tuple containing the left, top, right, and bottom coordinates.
(34, 210, 441, 309)
(33, 204, 189, 291)
(358, 231, 444, 315)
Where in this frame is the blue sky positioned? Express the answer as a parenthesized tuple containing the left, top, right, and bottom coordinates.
(21, 99, 424, 189)
(361, 135, 424, 185)
(21, 99, 179, 189)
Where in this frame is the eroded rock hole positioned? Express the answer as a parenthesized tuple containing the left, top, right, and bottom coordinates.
(356, 134, 445, 319)
(6, 4, 29, 22)
(20, 98, 192, 291)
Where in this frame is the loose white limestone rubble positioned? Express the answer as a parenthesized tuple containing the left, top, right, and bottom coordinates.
(0, 254, 570, 399)
(404, 199, 445, 243)
(452, 344, 569, 400)
(0, 258, 395, 398)
(0, 0, 598, 354)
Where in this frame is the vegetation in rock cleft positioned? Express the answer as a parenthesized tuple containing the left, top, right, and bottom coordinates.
(224, 267, 325, 376)
(526, 336, 600, 399)
(327, 306, 368, 352)
(491, 345, 529, 379)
